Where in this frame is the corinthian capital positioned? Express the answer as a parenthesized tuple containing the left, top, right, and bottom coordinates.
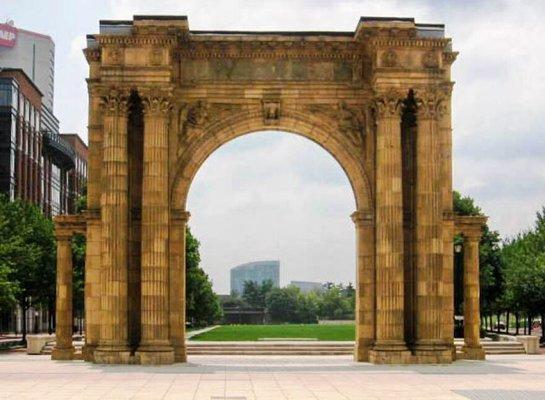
(372, 89, 406, 119)
(98, 87, 130, 116)
(140, 87, 173, 116)
(414, 87, 448, 120)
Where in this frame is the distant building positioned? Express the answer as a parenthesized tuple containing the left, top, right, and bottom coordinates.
(61, 133, 88, 211)
(230, 260, 280, 296)
(290, 280, 323, 294)
(0, 21, 55, 110)
(0, 68, 81, 216)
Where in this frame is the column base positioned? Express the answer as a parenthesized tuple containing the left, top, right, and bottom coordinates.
(94, 344, 132, 364)
(51, 346, 74, 361)
(136, 344, 175, 365)
(369, 341, 411, 364)
(413, 340, 453, 364)
(354, 339, 373, 362)
(461, 345, 486, 360)
(173, 345, 187, 363)
(82, 344, 97, 362)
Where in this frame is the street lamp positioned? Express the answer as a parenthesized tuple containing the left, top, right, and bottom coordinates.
(454, 243, 463, 253)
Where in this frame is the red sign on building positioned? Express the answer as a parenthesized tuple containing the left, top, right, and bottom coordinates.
(0, 24, 17, 48)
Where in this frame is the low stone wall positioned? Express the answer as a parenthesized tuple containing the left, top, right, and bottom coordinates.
(516, 336, 540, 354)
(27, 334, 54, 355)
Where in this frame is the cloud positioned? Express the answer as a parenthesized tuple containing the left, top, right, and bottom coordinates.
(187, 132, 356, 293)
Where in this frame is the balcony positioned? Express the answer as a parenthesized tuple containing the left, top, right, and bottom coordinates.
(42, 130, 75, 169)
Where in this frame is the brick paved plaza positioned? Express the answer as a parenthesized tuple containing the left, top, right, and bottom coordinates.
(1, 353, 545, 399)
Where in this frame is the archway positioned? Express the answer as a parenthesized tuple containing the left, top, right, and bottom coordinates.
(50, 15, 492, 366)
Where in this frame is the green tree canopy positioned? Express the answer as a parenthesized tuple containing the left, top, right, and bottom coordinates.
(185, 227, 222, 326)
(0, 195, 56, 339)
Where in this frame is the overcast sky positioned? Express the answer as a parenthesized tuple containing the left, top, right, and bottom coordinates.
(4, 1, 545, 293)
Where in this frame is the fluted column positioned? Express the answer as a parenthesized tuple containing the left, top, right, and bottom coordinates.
(94, 89, 131, 364)
(82, 85, 103, 361)
(413, 89, 450, 362)
(135, 89, 174, 365)
(170, 209, 190, 362)
(439, 86, 455, 356)
(52, 232, 74, 360)
(352, 210, 375, 362)
(370, 90, 410, 364)
(462, 233, 485, 360)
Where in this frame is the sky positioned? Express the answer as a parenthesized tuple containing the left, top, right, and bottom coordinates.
(3, 0, 545, 293)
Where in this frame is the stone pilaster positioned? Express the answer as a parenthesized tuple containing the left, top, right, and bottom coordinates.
(369, 90, 411, 364)
(352, 210, 375, 362)
(413, 89, 450, 363)
(462, 233, 485, 360)
(135, 89, 174, 365)
(170, 209, 190, 362)
(52, 233, 74, 360)
(94, 89, 131, 364)
(82, 85, 103, 361)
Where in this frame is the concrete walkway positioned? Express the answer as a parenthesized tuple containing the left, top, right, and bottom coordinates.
(1, 353, 545, 399)
(186, 325, 219, 339)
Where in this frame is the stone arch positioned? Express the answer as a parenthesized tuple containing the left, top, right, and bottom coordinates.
(170, 109, 373, 212)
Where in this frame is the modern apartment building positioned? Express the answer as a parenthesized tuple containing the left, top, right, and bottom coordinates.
(230, 260, 280, 296)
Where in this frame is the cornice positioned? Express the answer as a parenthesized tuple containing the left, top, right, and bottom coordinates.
(370, 37, 451, 49)
(96, 34, 179, 46)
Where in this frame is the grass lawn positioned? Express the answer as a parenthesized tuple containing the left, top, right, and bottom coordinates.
(190, 324, 355, 341)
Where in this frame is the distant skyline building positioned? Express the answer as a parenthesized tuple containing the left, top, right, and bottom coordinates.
(289, 280, 323, 294)
(230, 260, 280, 296)
(0, 22, 55, 110)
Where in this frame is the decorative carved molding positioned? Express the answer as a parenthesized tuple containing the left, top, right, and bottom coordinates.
(422, 50, 439, 69)
(442, 51, 458, 65)
(97, 35, 178, 47)
(149, 48, 164, 66)
(83, 48, 101, 63)
(262, 100, 281, 125)
(179, 40, 360, 60)
(414, 87, 449, 119)
(381, 49, 398, 67)
(178, 101, 243, 149)
(171, 209, 190, 222)
(140, 87, 173, 116)
(98, 88, 130, 116)
(105, 46, 123, 65)
(372, 89, 406, 118)
(338, 101, 365, 148)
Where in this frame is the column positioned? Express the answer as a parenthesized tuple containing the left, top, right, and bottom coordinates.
(82, 85, 103, 362)
(136, 90, 174, 365)
(370, 90, 410, 364)
(170, 209, 190, 362)
(439, 86, 455, 357)
(352, 210, 375, 362)
(413, 90, 450, 362)
(94, 89, 131, 364)
(51, 232, 74, 360)
(462, 234, 485, 360)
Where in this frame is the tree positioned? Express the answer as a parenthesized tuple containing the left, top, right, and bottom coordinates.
(242, 279, 273, 308)
(0, 195, 56, 342)
(185, 227, 222, 326)
(266, 286, 300, 323)
(502, 208, 545, 340)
